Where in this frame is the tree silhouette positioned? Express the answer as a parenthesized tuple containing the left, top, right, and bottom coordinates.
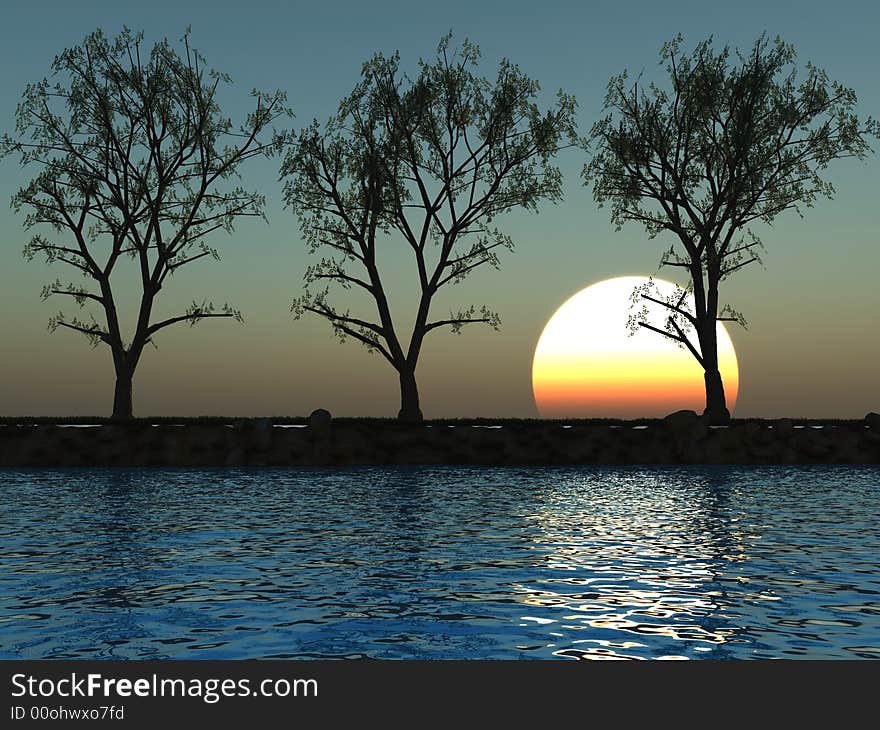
(4, 28, 288, 419)
(584, 35, 876, 423)
(282, 35, 576, 421)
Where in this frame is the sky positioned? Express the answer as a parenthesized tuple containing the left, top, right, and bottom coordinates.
(0, 0, 878, 418)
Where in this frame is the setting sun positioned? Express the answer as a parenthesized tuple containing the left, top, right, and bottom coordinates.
(532, 276, 739, 418)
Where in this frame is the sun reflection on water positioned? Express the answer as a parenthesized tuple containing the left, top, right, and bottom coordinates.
(511, 471, 792, 659)
(1, 466, 878, 659)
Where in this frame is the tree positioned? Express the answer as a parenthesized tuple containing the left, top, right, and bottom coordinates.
(3, 28, 288, 419)
(584, 35, 876, 423)
(282, 35, 576, 421)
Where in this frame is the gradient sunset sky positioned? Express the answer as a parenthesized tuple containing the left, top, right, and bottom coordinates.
(0, 0, 877, 418)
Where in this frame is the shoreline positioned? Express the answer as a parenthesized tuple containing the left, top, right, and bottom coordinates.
(2, 414, 878, 466)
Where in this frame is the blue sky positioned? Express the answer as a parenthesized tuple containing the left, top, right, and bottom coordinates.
(0, 0, 877, 417)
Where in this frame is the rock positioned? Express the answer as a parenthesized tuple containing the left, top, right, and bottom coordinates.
(663, 410, 700, 428)
(865, 412, 880, 429)
(309, 408, 332, 431)
(309, 410, 333, 457)
(663, 410, 708, 450)
(663, 410, 707, 435)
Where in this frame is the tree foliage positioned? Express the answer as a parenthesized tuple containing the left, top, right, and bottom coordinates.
(3, 27, 289, 416)
(282, 35, 576, 419)
(584, 34, 877, 417)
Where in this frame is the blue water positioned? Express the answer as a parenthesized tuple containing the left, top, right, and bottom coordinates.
(1, 466, 878, 660)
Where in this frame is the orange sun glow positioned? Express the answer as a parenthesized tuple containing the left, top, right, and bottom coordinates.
(531, 276, 739, 418)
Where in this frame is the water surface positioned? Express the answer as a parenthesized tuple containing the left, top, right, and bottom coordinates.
(1, 466, 878, 659)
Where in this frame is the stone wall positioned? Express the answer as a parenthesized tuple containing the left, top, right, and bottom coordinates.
(1, 413, 879, 467)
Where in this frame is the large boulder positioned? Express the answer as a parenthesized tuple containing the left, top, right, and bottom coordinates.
(663, 410, 700, 429)
(663, 409, 708, 445)
(865, 412, 880, 429)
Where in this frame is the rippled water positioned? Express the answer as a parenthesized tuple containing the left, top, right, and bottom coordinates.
(1, 466, 878, 660)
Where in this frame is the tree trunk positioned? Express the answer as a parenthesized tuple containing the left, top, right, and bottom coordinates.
(112, 370, 134, 420)
(702, 368, 730, 425)
(696, 316, 730, 425)
(397, 367, 423, 423)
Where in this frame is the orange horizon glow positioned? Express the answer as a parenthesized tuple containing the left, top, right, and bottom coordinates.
(532, 277, 739, 418)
